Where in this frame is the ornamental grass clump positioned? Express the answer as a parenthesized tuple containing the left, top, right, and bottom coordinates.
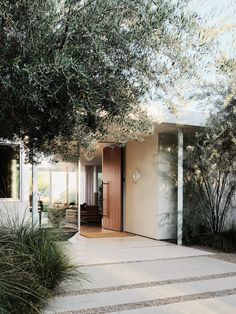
(0, 214, 82, 313)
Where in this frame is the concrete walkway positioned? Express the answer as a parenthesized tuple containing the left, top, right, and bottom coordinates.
(45, 235, 236, 313)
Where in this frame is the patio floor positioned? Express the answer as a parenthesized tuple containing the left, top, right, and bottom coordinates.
(45, 234, 236, 313)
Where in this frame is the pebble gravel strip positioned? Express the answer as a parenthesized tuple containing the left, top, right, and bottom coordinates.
(57, 272, 236, 296)
(53, 288, 236, 314)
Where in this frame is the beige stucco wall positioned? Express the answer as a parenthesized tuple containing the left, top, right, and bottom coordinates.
(157, 133, 177, 239)
(125, 134, 159, 239)
(125, 131, 177, 240)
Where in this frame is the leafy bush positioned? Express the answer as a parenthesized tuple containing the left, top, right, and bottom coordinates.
(0, 216, 83, 313)
(204, 229, 236, 252)
(183, 214, 209, 246)
(183, 98, 236, 252)
(186, 228, 236, 253)
(184, 99, 236, 234)
(183, 205, 236, 252)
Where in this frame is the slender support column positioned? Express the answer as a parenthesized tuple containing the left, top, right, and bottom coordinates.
(77, 158, 81, 232)
(177, 128, 184, 245)
(66, 168, 69, 204)
(32, 163, 39, 226)
(122, 147, 126, 231)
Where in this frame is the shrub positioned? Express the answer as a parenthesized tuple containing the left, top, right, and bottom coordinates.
(0, 215, 83, 313)
(183, 205, 236, 252)
(197, 228, 236, 253)
(184, 99, 236, 234)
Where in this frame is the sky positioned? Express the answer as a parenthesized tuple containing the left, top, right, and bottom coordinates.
(189, 0, 236, 55)
(148, 0, 236, 118)
(191, 0, 234, 16)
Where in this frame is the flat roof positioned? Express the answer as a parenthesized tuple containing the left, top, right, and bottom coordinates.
(146, 105, 207, 127)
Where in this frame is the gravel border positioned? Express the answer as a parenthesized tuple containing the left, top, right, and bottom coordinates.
(52, 288, 236, 314)
(57, 272, 236, 297)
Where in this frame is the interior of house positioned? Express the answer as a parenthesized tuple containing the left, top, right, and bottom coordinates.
(0, 142, 122, 236)
(33, 145, 104, 234)
(80, 147, 103, 232)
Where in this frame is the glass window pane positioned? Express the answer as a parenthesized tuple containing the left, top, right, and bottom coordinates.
(68, 171, 77, 204)
(0, 145, 20, 199)
(51, 171, 67, 204)
(38, 171, 50, 204)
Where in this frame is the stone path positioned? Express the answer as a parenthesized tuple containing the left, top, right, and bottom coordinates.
(45, 235, 236, 313)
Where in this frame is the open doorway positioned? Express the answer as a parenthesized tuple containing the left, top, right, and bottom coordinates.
(26, 144, 124, 237)
(79, 146, 103, 233)
(79, 145, 123, 234)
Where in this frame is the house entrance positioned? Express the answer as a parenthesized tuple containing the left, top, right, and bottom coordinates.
(80, 145, 123, 234)
(102, 146, 122, 231)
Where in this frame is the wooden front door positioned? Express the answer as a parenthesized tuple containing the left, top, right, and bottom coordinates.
(102, 146, 122, 231)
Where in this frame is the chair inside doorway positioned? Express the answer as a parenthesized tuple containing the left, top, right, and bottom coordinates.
(80, 203, 102, 226)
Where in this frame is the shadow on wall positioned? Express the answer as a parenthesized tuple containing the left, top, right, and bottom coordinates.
(157, 133, 177, 240)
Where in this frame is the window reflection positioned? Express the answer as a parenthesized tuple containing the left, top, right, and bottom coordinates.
(38, 171, 50, 204)
(68, 172, 77, 204)
(34, 162, 78, 206)
(51, 171, 67, 203)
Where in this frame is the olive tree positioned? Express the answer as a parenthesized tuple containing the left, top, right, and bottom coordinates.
(0, 0, 205, 161)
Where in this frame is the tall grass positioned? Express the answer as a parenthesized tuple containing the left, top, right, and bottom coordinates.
(0, 207, 84, 313)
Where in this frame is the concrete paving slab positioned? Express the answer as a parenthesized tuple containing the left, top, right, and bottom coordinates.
(66, 235, 211, 266)
(63, 256, 236, 290)
(67, 244, 211, 266)
(69, 235, 172, 250)
(115, 295, 236, 314)
(46, 236, 236, 313)
(46, 277, 236, 313)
